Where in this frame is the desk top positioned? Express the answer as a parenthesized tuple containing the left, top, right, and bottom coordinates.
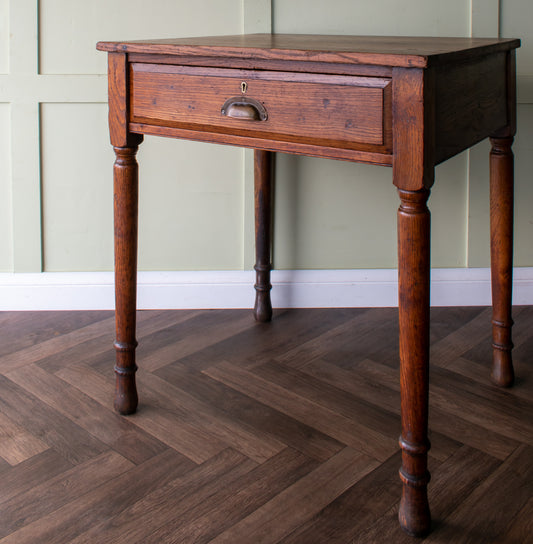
(97, 34, 520, 68)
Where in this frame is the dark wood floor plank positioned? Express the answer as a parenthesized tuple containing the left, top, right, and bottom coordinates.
(434, 357, 533, 409)
(35, 309, 200, 374)
(356, 445, 502, 543)
(463, 305, 533, 367)
(6, 363, 168, 465)
(273, 308, 387, 370)
(0, 411, 49, 465)
(55, 362, 114, 408)
(137, 309, 256, 372)
(169, 308, 369, 372)
(0, 449, 74, 506)
(429, 307, 493, 369)
(0, 448, 194, 544)
(0, 375, 107, 465)
(496, 495, 533, 544)
(351, 357, 524, 459)
(0, 315, 116, 373)
(57, 363, 228, 464)
(112, 402, 228, 464)
(156, 363, 345, 462)
(65, 448, 255, 544)
(0, 450, 133, 539)
(204, 360, 398, 461)
(366, 307, 488, 368)
(428, 367, 533, 444)
(142, 448, 317, 544)
(137, 369, 286, 463)
(423, 444, 533, 544)
(429, 307, 488, 343)
(278, 451, 403, 544)
(0, 311, 112, 358)
(0, 457, 10, 473)
(253, 360, 462, 463)
(255, 359, 401, 439)
(442, 355, 533, 401)
(297, 357, 462, 462)
(209, 447, 379, 544)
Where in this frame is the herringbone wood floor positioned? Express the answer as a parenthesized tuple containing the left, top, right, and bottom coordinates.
(0, 307, 532, 543)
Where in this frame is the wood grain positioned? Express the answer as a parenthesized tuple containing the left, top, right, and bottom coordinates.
(97, 34, 520, 69)
(130, 63, 388, 148)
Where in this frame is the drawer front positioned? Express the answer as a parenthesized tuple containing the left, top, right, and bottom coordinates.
(130, 64, 391, 150)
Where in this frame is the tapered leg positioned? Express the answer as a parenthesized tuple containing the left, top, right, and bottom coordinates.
(253, 149, 273, 322)
(113, 145, 140, 415)
(489, 136, 515, 387)
(397, 188, 432, 537)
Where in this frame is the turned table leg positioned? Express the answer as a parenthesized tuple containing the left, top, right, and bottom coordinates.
(253, 149, 273, 322)
(489, 136, 515, 387)
(397, 188, 432, 537)
(113, 145, 140, 415)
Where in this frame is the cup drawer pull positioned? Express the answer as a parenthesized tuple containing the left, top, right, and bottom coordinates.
(221, 97, 268, 121)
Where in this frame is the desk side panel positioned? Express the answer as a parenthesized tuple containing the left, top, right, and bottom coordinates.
(435, 53, 508, 163)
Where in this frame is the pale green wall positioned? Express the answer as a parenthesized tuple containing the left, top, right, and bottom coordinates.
(273, 0, 471, 36)
(0, 0, 531, 273)
(271, 0, 532, 270)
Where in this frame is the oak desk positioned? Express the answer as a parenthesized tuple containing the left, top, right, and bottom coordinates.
(97, 34, 520, 537)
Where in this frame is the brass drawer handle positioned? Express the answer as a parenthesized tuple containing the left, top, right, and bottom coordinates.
(221, 97, 268, 121)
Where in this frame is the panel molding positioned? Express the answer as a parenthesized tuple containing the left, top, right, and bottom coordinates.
(466, 0, 494, 268)
(1, 268, 532, 311)
(0, 74, 107, 102)
(470, 0, 499, 38)
(10, 102, 42, 272)
(7, 0, 42, 271)
(242, 0, 272, 33)
(242, 0, 273, 269)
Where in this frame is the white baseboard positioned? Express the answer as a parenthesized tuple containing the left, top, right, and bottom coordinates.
(0, 268, 532, 311)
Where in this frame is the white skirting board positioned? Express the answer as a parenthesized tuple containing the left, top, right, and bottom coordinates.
(0, 268, 532, 311)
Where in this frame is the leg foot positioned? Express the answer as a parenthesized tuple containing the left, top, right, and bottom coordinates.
(399, 479, 431, 537)
(113, 344, 138, 415)
(491, 343, 514, 387)
(254, 264, 273, 323)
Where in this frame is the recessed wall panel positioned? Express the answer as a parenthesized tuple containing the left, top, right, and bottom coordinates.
(273, 153, 467, 270)
(41, 104, 243, 272)
(0, 104, 13, 271)
(513, 104, 533, 266)
(431, 154, 469, 268)
(501, 0, 532, 76)
(137, 138, 243, 271)
(39, 0, 243, 74)
(467, 108, 532, 269)
(41, 103, 115, 271)
(271, 0, 470, 270)
(0, 0, 8, 73)
(273, 157, 397, 270)
(273, 0, 470, 36)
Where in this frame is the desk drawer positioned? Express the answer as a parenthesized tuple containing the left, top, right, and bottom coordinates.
(130, 64, 391, 150)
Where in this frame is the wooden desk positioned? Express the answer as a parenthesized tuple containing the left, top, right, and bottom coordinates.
(97, 34, 520, 537)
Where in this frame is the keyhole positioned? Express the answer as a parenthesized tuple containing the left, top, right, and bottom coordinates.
(241, 81, 247, 93)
